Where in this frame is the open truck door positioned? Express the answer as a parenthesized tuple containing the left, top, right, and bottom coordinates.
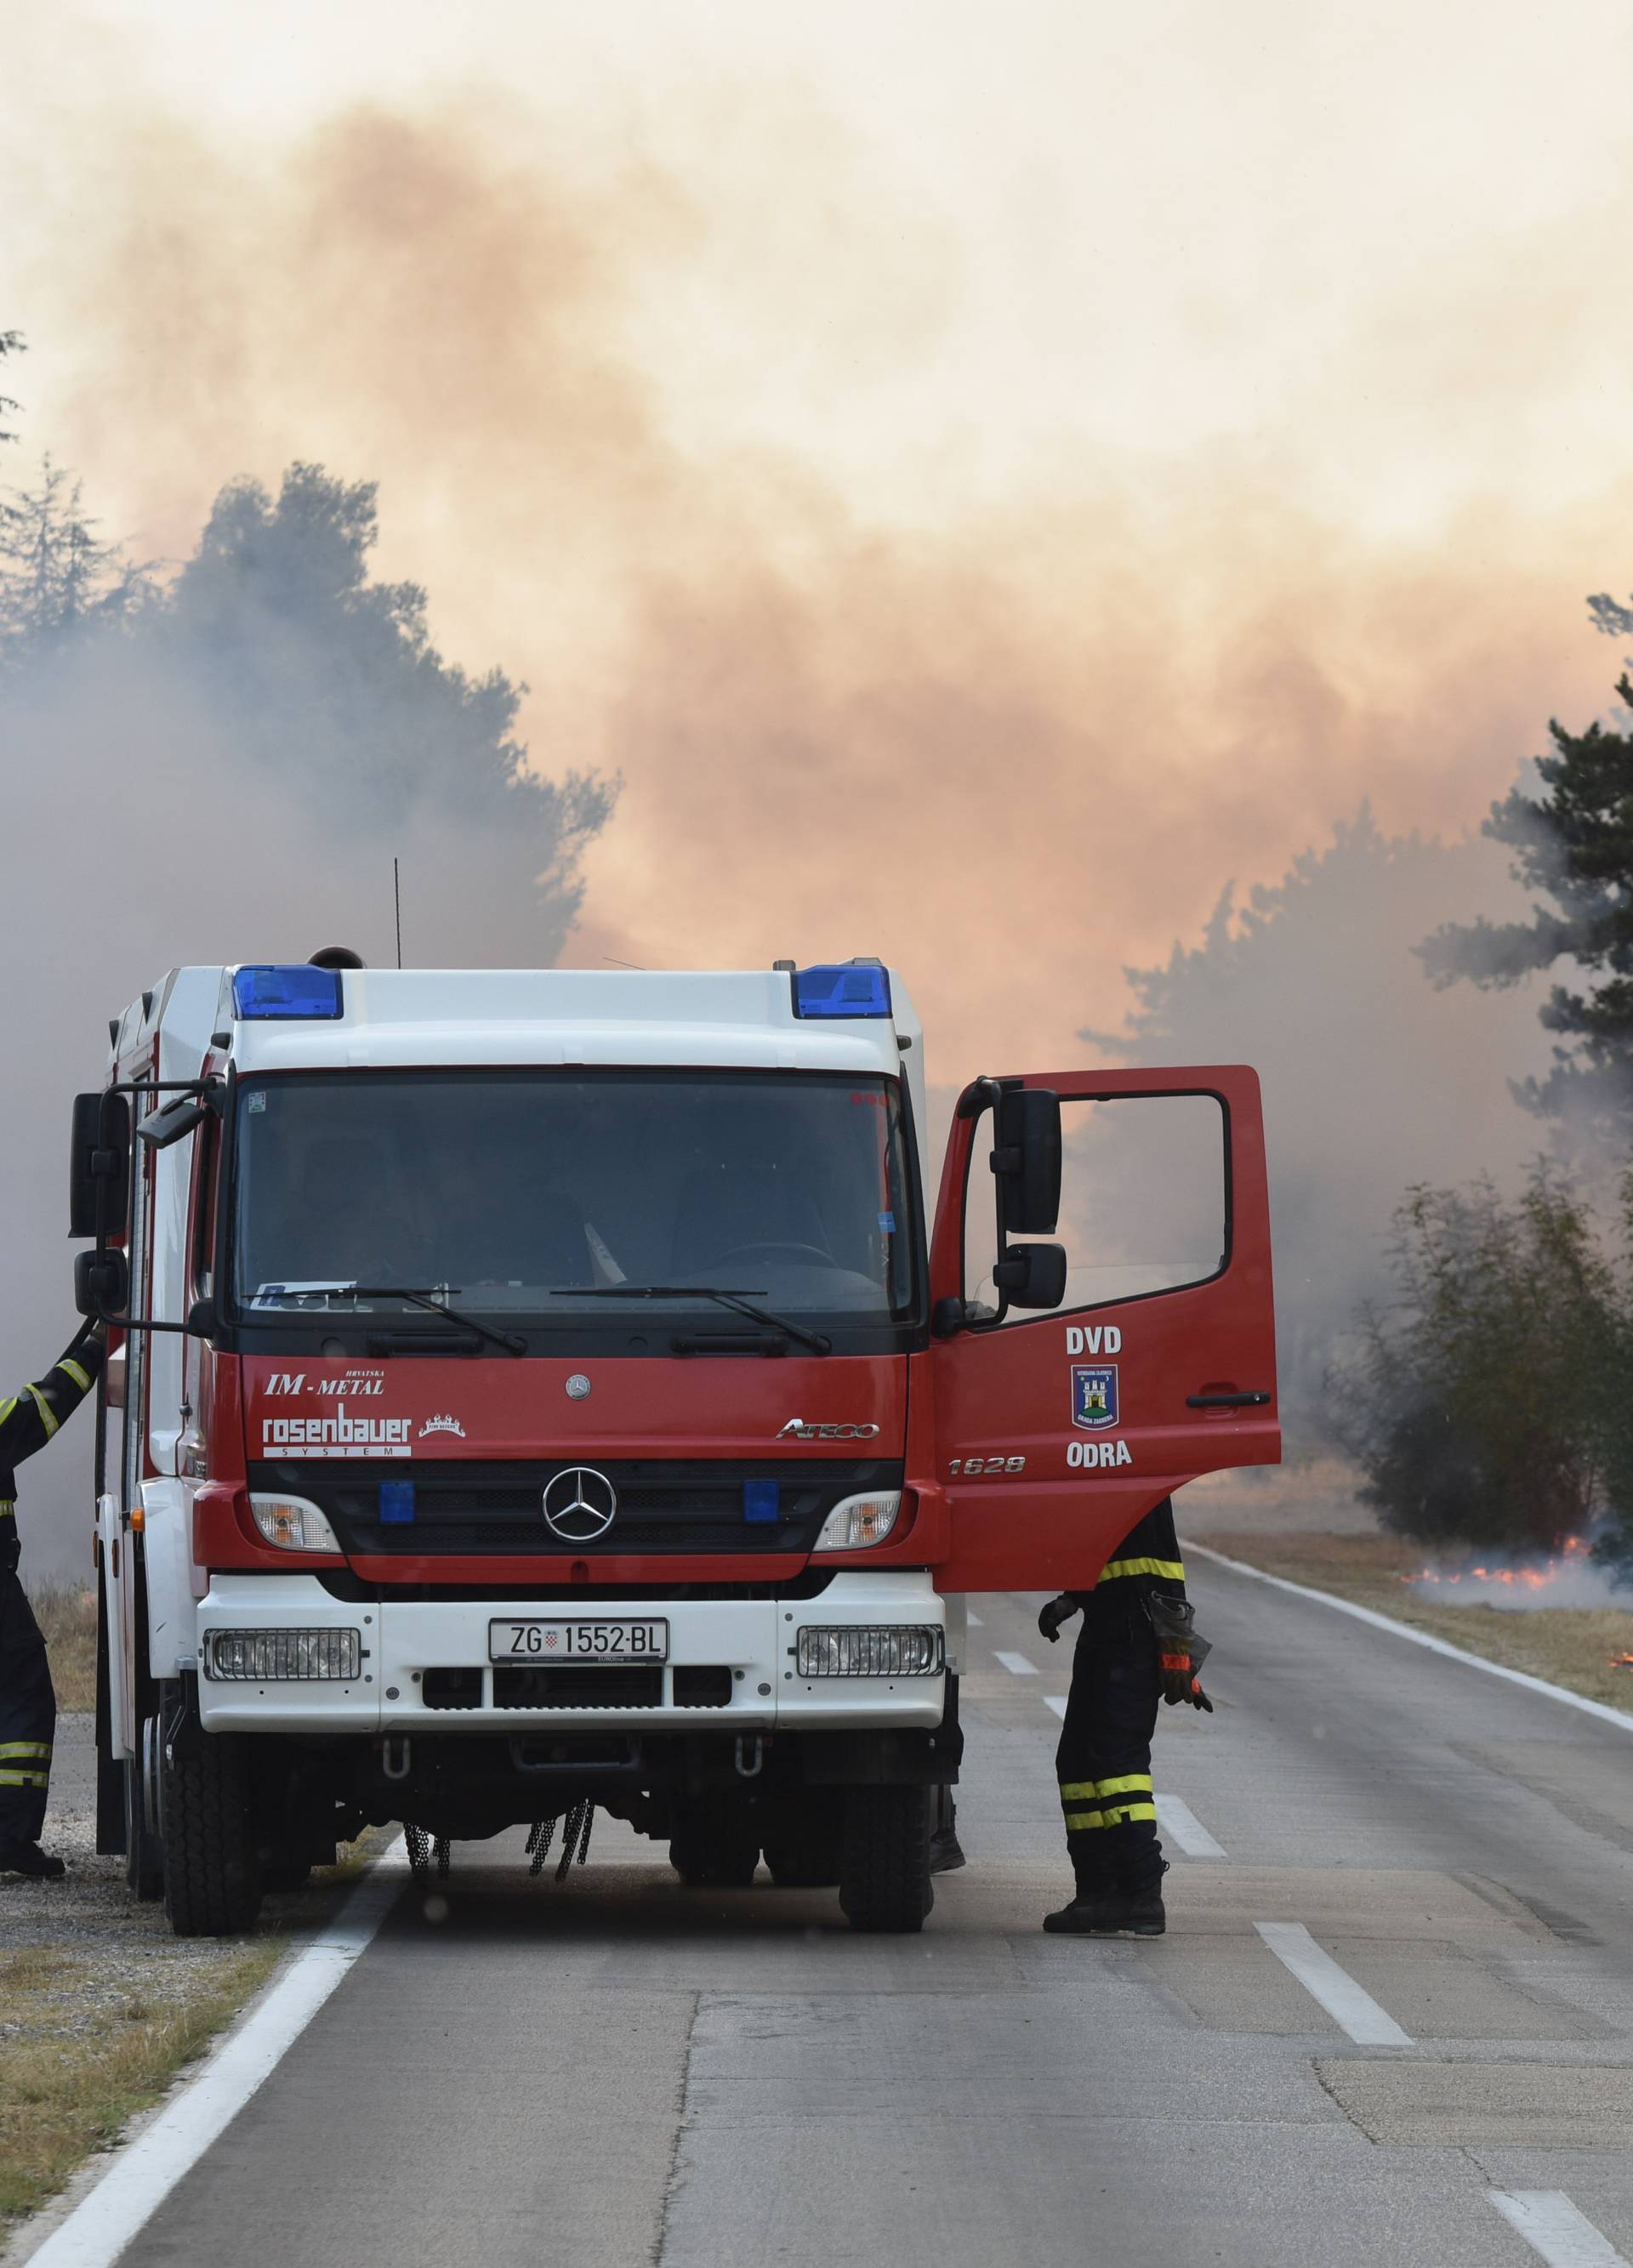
(926, 1066, 1278, 1592)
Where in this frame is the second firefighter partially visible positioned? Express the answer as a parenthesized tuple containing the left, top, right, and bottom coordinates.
(1038, 1494, 1211, 1938)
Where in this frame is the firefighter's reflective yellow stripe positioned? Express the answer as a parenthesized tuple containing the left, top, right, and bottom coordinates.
(0, 1502, 14, 1521)
(60, 1358, 92, 1392)
(0, 1771, 49, 1788)
(0, 1742, 52, 1761)
(26, 1384, 60, 1440)
(0, 1396, 16, 1426)
(1061, 1771, 1156, 1829)
(1098, 1555, 1185, 1583)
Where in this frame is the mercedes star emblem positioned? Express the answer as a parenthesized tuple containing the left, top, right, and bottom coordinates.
(565, 1373, 592, 1400)
(542, 1465, 617, 1543)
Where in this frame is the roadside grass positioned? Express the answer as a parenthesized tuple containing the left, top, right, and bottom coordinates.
(21, 1580, 98, 1714)
(1192, 1528, 1633, 1715)
(0, 1935, 285, 2224)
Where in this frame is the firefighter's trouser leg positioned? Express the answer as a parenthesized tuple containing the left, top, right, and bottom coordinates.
(1055, 1588, 1162, 1897)
(0, 1568, 55, 1848)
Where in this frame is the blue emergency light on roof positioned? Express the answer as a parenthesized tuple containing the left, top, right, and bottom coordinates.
(231, 965, 344, 1020)
(791, 964, 892, 1020)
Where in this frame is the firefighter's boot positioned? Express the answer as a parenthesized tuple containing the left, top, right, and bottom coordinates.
(929, 1792, 965, 1874)
(1042, 1840, 1112, 1933)
(0, 1840, 65, 1880)
(1084, 1884, 1166, 1937)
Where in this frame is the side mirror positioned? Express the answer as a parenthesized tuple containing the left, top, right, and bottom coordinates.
(70, 1092, 130, 1240)
(991, 1241, 1067, 1310)
(993, 1089, 1061, 1236)
(186, 1296, 218, 1340)
(75, 1247, 129, 1319)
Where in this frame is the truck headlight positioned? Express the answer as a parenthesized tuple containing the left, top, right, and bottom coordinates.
(812, 1492, 901, 1552)
(203, 1628, 361, 1680)
(250, 1493, 342, 1554)
(796, 1625, 943, 1677)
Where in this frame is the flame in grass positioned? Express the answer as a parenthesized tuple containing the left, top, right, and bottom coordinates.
(1403, 1535, 1600, 1600)
(1613, 1653, 1633, 1672)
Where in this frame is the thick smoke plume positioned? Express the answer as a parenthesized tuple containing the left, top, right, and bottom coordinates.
(0, 463, 611, 1578)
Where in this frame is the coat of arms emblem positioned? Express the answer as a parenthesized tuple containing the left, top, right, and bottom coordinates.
(1071, 1364, 1119, 1430)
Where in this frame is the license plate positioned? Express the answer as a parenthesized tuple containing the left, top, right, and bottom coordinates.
(487, 1618, 669, 1664)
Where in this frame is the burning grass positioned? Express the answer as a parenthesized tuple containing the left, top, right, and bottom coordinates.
(1191, 1528, 1633, 1714)
(20, 1580, 98, 1715)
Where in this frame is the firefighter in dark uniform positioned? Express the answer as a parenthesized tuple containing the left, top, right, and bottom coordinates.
(0, 1322, 105, 1879)
(1038, 1494, 1211, 1936)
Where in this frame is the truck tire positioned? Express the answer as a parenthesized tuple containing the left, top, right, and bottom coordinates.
(839, 1784, 933, 1933)
(763, 1790, 844, 1888)
(123, 1719, 164, 1901)
(669, 1796, 760, 1888)
(161, 1731, 264, 1937)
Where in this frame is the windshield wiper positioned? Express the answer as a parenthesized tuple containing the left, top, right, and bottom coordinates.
(556, 1285, 832, 1356)
(272, 1282, 527, 1356)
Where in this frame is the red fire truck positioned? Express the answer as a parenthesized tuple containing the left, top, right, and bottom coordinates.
(70, 956, 1277, 1935)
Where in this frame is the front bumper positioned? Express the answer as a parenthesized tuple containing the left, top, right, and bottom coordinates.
(195, 1571, 947, 1735)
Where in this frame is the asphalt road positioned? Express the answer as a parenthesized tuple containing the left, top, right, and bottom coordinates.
(94, 1558, 1633, 2266)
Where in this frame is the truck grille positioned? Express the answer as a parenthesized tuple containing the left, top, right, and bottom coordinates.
(248, 1457, 902, 1560)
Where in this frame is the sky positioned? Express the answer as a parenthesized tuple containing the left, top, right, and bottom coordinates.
(4, 0, 1633, 1081)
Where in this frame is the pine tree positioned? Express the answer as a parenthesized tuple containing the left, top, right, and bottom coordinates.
(0, 329, 21, 446)
(0, 456, 151, 650)
(1420, 600, 1633, 1128)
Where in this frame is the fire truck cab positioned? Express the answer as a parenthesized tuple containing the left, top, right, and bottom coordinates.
(70, 958, 1278, 1935)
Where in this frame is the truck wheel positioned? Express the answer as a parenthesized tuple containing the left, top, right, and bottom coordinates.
(839, 1785, 933, 1933)
(160, 1731, 264, 1937)
(669, 1797, 760, 1888)
(763, 1791, 844, 1888)
(123, 1718, 164, 1901)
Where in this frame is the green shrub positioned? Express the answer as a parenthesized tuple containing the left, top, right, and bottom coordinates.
(1336, 1173, 1633, 1553)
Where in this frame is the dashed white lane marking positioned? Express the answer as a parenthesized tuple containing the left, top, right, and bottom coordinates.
(965, 1611, 983, 1627)
(1044, 1694, 1067, 1719)
(1254, 1921, 1412, 2047)
(1154, 1793, 1226, 1859)
(26, 1842, 409, 2268)
(1488, 2191, 1633, 2267)
(994, 1649, 1038, 1677)
(1185, 1541, 1633, 1736)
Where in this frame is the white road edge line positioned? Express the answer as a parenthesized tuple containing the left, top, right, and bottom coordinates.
(26, 1841, 410, 2268)
(1154, 1793, 1226, 1859)
(1185, 1540, 1633, 1735)
(994, 1650, 1038, 1677)
(1488, 2191, 1633, 2268)
(1254, 1921, 1412, 2047)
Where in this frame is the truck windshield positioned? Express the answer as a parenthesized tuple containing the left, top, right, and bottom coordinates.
(230, 1069, 919, 1331)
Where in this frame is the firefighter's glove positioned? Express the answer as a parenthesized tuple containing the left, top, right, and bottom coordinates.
(1037, 1594, 1079, 1645)
(1145, 1591, 1214, 1709)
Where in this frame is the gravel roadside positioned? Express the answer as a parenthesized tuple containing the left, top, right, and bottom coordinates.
(0, 1713, 378, 2234)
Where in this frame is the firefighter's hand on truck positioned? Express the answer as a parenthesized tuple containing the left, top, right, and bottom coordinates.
(1037, 1594, 1078, 1644)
